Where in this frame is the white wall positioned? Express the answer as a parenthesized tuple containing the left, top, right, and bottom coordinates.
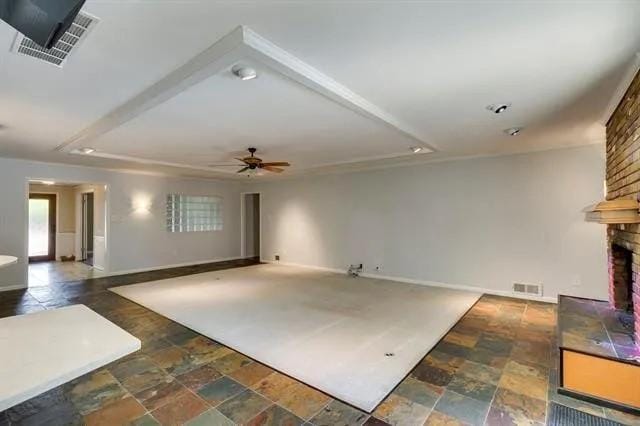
(251, 144, 609, 301)
(0, 158, 243, 290)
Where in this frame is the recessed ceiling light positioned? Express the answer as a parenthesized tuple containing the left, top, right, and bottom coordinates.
(232, 65, 257, 81)
(504, 127, 523, 136)
(487, 103, 511, 114)
(79, 147, 96, 154)
(40, 180, 55, 185)
(410, 146, 423, 153)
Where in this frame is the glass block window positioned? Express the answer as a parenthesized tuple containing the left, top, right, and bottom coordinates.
(166, 194, 223, 232)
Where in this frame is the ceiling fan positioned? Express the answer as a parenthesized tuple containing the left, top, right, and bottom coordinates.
(209, 148, 291, 174)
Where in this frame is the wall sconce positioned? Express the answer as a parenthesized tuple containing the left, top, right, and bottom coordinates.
(132, 195, 153, 216)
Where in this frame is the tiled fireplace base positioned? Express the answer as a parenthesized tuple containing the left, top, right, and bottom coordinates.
(558, 296, 640, 413)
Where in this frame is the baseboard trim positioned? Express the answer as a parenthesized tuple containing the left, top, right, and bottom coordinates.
(260, 259, 345, 274)
(110, 256, 250, 276)
(261, 259, 557, 303)
(0, 284, 28, 293)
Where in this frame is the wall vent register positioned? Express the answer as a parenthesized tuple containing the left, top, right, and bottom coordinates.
(166, 194, 223, 233)
(11, 12, 98, 67)
(513, 282, 543, 296)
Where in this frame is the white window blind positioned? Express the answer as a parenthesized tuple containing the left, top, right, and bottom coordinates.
(166, 194, 223, 232)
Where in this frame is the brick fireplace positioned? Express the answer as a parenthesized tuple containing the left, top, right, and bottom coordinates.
(606, 68, 640, 344)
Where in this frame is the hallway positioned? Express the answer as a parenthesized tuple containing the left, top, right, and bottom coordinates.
(28, 261, 106, 287)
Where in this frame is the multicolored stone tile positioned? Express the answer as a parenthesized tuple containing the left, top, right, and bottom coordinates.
(410, 363, 454, 387)
(444, 330, 480, 348)
(432, 390, 490, 426)
(67, 369, 127, 415)
(175, 363, 223, 391)
(393, 376, 443, 409)
(185, 409, 235, 426)
(108, 354, 172, 394)
(372, 393, 431, 426)
(276, 382, 332, 420)
(490, 388, 546, 424)
(447, 374, 496, 403)
(424, 410, 467, 426)
(83, 396, 146, 426)
(362, 417, 392, 426)
(217, 389, 272, 424)
(310, 399, 368, 426)
(228, 362, 274, 387)
(130, 414, 161, 426)
(150, 345, 200, 376)
(476, 334, 513, 356)
(434, 341, 472, 358)
(456, 361, 502, 385)
(248, 404, 306, 426)
(5, 262, 640, 426)
(251, 372, 300, 402)
(211, 351, 254, 375)
(180, 336, 227, 365)
(150, 391, 209, 425)
(134, 379, 189, 411)
(197, 376, 246, 406)
(6, 387, 81, 426)
(423, 350, 466, 374)
(497, 370, 547, 401)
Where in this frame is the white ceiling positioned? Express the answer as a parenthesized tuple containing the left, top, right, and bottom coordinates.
(0, 1, 639, 179)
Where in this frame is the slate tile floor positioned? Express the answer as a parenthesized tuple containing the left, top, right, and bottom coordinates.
(28, 261, 106, 287)
(1, 261, 640, 425)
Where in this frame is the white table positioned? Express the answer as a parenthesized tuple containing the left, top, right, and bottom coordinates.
(0, 256, 17, 269)
(0, 304, 140, 411)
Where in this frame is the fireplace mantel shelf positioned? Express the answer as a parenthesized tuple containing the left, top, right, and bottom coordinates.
(585, 199, 640, 224)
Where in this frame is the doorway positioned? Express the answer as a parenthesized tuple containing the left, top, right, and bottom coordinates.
(242, 193, 260, 259)
(81, 192, 94, 266)
(28, 194, 56, 262)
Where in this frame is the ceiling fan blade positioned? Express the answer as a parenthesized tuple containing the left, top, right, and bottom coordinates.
(208, 164, 245, 167)
(260, 162, 290, 167)
(237, 166, 250, 173)
(235, 158, 249, 163)
(263, 165, 284, 173)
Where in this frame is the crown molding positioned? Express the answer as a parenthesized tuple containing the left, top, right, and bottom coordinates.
(56, 25, 435, 171)
(600, 52, 640, 125)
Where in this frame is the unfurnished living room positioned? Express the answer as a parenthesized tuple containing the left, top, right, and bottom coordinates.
(0, 1, 639, 426)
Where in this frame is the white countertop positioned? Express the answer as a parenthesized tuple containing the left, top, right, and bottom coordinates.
(0, 304, 141, 411)
(0, 256, 17, 269)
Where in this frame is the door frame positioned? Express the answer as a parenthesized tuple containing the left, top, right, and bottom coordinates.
(81, 191, 95, 264)
(28, 193, 57, 262)
(240, 192, 262, 260)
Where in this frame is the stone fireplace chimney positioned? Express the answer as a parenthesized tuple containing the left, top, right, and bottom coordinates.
(606, 69, 640, 344)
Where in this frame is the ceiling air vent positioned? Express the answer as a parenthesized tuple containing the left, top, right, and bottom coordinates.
(11, 12, 98, 67)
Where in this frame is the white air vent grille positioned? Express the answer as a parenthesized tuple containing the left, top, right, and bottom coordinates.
(513, 282, 543, 297)
(11, 12, 98, 67)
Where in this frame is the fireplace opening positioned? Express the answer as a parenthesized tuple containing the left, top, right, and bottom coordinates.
(609, 244, 634, 313)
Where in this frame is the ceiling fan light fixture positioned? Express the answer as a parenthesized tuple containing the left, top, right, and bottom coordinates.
(232, 65, 257, 81)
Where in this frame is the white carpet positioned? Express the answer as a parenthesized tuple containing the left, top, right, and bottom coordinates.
(110, 264, 480, 412)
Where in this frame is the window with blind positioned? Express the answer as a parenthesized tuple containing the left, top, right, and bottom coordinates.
(166, 194, 223, 232)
